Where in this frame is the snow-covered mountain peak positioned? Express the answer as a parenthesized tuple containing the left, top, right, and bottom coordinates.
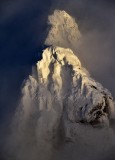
(35, 46, 115, 128)
(45, 10, 81, 50)
(9, 10, 115, 160)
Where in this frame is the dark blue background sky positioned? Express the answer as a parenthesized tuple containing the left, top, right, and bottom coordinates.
(0, 0, 52, 121)
(0, 0, 115, 159)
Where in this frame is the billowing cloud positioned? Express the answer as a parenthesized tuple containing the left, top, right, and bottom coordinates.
(45, 10, 81, 49)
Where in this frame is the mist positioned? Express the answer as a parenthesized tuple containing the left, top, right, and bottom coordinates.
(0, 0, 115, 160)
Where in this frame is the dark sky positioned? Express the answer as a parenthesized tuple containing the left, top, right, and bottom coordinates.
(0, 0, 115, 159)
